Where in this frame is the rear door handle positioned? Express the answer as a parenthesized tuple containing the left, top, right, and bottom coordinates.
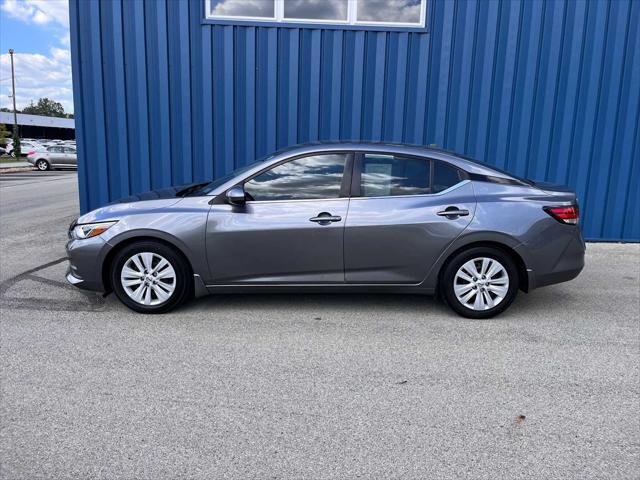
(309, 212, 342, 225)
(437, 207, 469, 218)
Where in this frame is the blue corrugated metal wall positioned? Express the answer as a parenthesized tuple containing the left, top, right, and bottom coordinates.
(70, 0, 639, 241)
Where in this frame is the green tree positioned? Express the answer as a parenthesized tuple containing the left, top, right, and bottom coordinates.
(22, 97, 65, 118)
(0, 123, 10, 147)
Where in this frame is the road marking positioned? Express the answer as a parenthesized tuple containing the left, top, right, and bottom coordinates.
(0, 174, 77, 189)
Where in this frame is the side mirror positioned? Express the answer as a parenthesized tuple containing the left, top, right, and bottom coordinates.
(226, 185, 246, 205)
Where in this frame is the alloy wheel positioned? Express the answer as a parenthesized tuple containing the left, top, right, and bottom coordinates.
(120, 252, 176, 306)
(36, 160, 48, 171)
(453, 257, 509, 311)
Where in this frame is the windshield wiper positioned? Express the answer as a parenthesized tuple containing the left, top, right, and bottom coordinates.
(175, 182, 210, 197)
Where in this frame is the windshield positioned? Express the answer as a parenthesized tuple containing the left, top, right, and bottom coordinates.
(201, 154, 275, 194)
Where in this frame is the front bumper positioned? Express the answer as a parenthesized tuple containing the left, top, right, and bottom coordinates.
(66, 267, 85, 286)
(65, 236, 110, 292)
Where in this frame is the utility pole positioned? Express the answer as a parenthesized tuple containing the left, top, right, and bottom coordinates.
(8, 49, 19, 156)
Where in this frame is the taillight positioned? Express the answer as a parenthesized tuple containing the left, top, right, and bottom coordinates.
(544, 205, 579, 225)
(27, 151, 35, 156)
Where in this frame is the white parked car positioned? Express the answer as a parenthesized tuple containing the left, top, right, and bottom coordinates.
(6, 140, 43, 157)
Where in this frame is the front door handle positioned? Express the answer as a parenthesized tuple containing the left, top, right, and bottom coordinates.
(309, 212, 342, 225)
(437, 207, 470, 218)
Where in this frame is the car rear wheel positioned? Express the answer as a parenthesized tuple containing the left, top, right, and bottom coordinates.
(36, 159, 50, 171)
(441, 247, 519, 319)
(111, 241, 193, 313)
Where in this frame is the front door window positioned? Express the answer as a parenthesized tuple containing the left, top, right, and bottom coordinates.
(244, 154, 347, 201)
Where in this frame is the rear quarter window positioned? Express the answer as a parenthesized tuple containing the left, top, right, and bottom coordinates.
(433, 162, 463, 193)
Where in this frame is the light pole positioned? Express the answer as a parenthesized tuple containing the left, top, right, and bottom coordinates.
(8, 49, 19, 156)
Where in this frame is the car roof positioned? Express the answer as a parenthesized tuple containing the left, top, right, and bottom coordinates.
(265, 141, 515, 178)
(206, 141, 522, 196)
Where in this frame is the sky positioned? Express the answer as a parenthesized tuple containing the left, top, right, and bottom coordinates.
(0, 0, 73, 114)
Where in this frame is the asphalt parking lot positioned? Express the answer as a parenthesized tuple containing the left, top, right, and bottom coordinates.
(1, 171, 638, 479)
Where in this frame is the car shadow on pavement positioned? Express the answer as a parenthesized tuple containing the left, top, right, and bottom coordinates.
(0, 257, 105, 313)
(187, 292, 449, 315)
(0, 255, 576, 320)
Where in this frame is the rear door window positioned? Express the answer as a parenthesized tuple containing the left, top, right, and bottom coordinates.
(360, 154, 431, 197)
(357, 154, 464, 197)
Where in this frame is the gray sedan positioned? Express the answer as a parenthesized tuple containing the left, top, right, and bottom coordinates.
(27, 145, 77, 171)
(66, 143, 584, 318)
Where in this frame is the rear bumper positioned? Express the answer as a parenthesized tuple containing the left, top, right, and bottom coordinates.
(533, 265, 584, 290)
(521, 227, 586, 290)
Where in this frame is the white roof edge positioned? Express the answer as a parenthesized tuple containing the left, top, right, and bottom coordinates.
(0, 111, 75, 129)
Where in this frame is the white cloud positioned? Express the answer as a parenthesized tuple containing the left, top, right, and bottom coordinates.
(1, 0, 32, 22)
(1, 0, 68, 27)
(50, 47, 70, 63)
(211, 0, 274, 17)
(0, 47, 73, 113)
(0, 0, 72, 113)
(59, 32, 70, 48)
(27, 0, 68, 26)
(358, 0, 422, 23)
(31, 7, 48, 24)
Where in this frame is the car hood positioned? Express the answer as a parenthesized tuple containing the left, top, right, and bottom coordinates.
(75, 184, 198, 223)
(77, 198, 184, 223)
(110, 184, 194, 204)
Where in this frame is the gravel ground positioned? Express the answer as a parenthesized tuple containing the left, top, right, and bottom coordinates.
(1, 172, 638, 479)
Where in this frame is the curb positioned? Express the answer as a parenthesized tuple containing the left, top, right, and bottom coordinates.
(0, 166, 36, 174)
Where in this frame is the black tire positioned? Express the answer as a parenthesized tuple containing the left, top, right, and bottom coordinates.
(36, 159, 50, 171)
(441, 246, 519, 319)
(110, 240, 193, 314)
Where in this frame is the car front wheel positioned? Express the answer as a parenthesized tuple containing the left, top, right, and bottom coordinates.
(111, 241, 193, 313)
(36, 159, 50, 171)
(441, 247, 519, 319)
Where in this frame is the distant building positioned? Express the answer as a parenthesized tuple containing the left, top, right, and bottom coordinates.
(0, 112, 75, 140)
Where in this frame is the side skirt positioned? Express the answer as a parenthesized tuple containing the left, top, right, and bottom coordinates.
(204, 283, 435, 295)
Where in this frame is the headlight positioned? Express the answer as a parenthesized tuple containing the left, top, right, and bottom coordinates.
(71, 221, 117, 239)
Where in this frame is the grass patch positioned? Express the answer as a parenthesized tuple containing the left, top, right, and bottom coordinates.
(0, 156, 20, 164)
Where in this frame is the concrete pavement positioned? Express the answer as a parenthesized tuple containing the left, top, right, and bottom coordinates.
(0, 171, 638, 479)
(0, 161, 31, 169)
(0, 171, 78, 282)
